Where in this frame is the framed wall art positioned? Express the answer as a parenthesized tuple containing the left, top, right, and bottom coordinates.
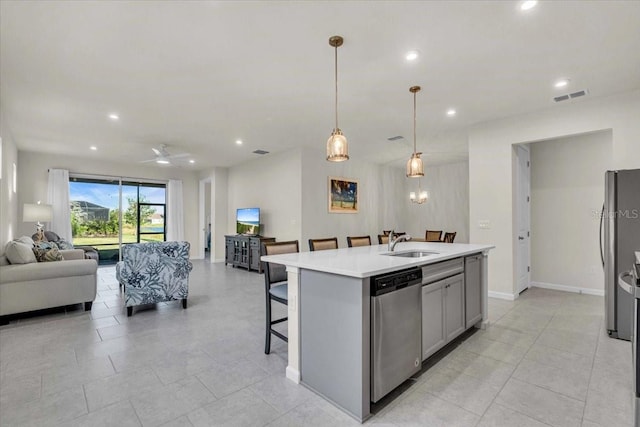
(328, 176, 358, 213)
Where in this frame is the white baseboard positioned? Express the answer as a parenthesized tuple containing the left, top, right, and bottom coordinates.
(286, 366, 300, 384)
(488, 290, 516, 301)
(530, 281, 604, 297)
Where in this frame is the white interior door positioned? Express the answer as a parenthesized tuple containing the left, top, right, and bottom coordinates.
(516, 145, 531, 294)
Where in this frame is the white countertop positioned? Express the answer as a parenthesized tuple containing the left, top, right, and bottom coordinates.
(261, 242, 495, 278)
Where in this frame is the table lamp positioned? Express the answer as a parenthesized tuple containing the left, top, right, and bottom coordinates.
(23, 202, 53, 241)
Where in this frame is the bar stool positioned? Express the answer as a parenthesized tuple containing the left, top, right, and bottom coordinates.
(262, 240, 299, 354)
(309, 237, 338, 251)
(347, 236, 371, 247)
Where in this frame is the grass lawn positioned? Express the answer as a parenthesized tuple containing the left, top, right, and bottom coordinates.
(73, 232, 164, 248)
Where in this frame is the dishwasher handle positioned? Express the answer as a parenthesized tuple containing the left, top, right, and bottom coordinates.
(422, 258, 464, 285)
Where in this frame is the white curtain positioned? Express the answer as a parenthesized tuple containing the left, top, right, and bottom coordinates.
(166, 179, 184, 241)
(47, 169, 72, 241)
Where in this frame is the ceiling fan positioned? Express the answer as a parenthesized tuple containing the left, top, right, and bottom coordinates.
(140, 144, 191, 165)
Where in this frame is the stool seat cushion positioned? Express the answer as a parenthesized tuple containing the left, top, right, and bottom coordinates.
(269, 283, 288, 301)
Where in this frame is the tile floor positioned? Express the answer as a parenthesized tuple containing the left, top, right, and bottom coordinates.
(0, 260, 633, 427)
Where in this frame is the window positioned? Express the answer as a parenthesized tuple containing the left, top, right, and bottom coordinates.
(69, 176, 166, 264)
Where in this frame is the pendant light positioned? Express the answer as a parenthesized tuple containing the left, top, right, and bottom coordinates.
(409, 179, 429, 204)
(406, 86, 424, 177)
(326, 35, 349, 162)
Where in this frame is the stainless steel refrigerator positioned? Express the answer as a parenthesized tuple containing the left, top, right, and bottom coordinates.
(602, 169, 640, 341)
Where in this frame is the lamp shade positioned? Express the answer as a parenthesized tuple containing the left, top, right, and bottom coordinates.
(327, 129, 349, 162)
(23, 203, 53, 223)
(406, 153, 424, 177)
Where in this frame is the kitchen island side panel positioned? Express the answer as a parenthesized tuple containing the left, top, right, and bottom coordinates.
(299, 269, 370, 422)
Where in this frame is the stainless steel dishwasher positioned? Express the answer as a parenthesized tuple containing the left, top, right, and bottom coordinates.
(371, 267, 422, 403)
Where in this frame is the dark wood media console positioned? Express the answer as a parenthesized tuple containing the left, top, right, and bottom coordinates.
(224, 235, 275, 273)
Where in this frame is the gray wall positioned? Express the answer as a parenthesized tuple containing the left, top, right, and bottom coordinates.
(530, 131, 613, 291)
(469, 89, 640, 297)
(224, 146, 469, 251)
(402, 161, 470, 243)
(300, 146, 405, 249)
(226, 149, 302, 243)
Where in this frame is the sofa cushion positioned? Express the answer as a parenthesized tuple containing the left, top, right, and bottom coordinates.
(5, 241, 37, 264)
(33, 247, 64, 262)
(0, 259, 97, 283)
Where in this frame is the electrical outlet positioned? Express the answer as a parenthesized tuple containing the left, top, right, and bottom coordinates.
(478, 220, 491, 229)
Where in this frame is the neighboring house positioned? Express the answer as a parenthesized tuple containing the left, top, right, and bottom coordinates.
(71, 200, 110, 222)
(150, 213, 164, 225)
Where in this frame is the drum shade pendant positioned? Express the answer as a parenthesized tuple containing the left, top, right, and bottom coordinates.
(406, 86, 424, 177)
(326, 36, 349, 162)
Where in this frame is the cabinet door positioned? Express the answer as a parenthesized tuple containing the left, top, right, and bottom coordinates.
(422, 280, 445, 361)
(250, 246, 260, 270)
(465, 254, 482, 328)
(225, 238, 235, 265)
(444, 273, 465, 342)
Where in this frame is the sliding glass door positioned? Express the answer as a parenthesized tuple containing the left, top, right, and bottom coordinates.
(69, 176, 166, 264)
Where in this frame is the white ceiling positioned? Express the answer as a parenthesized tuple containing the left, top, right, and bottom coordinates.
(1, 1, 639, 170)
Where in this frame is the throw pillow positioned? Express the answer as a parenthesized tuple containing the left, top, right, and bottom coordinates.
(15, 235, 35, 246)
(32, 247, 64, 262)
(5, 241, 38, 264)
(35, 241, 57, 251)
(55, 239, 74, 250)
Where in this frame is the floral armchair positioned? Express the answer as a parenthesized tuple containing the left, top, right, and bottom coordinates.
(116, 241, 193, 316)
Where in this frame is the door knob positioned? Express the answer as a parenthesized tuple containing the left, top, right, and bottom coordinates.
(518, 236, 524, 240)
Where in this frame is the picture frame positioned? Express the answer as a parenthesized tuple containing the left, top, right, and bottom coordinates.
(328, 176, 359, 213)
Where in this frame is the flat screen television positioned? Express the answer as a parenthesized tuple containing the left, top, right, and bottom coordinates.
(236, 207, 260, 235)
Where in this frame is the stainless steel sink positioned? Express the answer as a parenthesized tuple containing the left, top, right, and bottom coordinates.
(383, 250, 440, 258)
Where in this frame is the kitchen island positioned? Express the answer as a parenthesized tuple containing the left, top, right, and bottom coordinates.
(262, 241, 494, 422)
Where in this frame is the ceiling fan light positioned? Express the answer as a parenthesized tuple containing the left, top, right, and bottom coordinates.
(406, 153, 424, 177)
(327, 129, 349, 162)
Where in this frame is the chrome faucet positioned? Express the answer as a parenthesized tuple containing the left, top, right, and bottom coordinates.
(388, 230, 412, 251)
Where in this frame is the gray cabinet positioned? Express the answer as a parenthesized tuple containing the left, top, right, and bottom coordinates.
(225, 236, 235, 265)
(421, 281, 445, 360)
(465, 254, 483, 328)
(444, 273, 465, 342)
(250, 237, 275, 273)
(225, 235, 275, 273)
(421, 271, 465, 361)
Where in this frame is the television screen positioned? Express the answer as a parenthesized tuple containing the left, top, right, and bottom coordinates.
(236, 208, 260, 235)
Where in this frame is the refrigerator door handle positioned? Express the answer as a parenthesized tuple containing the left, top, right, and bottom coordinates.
(599, 203, 605, 268)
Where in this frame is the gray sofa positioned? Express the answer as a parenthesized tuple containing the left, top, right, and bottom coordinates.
(0, 249, 98, 317)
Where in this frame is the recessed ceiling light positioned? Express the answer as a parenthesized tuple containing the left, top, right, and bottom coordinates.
(446, 109, 456, 117)
(405, 50, 419, 61)
(520, 1, 537, 11)
(90, 146, 97, 151)
(108, 113, 119, 120)
(189, 160, 195, 164)
(236, 139, 243, 145)
(554, 79, 570, 88)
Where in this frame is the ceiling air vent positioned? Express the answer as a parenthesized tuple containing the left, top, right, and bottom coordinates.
(387, 135, 404, 141)
(554, 89, 589, 103)
(252, 149, 269, 155)
(569, 90, 587, 99)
